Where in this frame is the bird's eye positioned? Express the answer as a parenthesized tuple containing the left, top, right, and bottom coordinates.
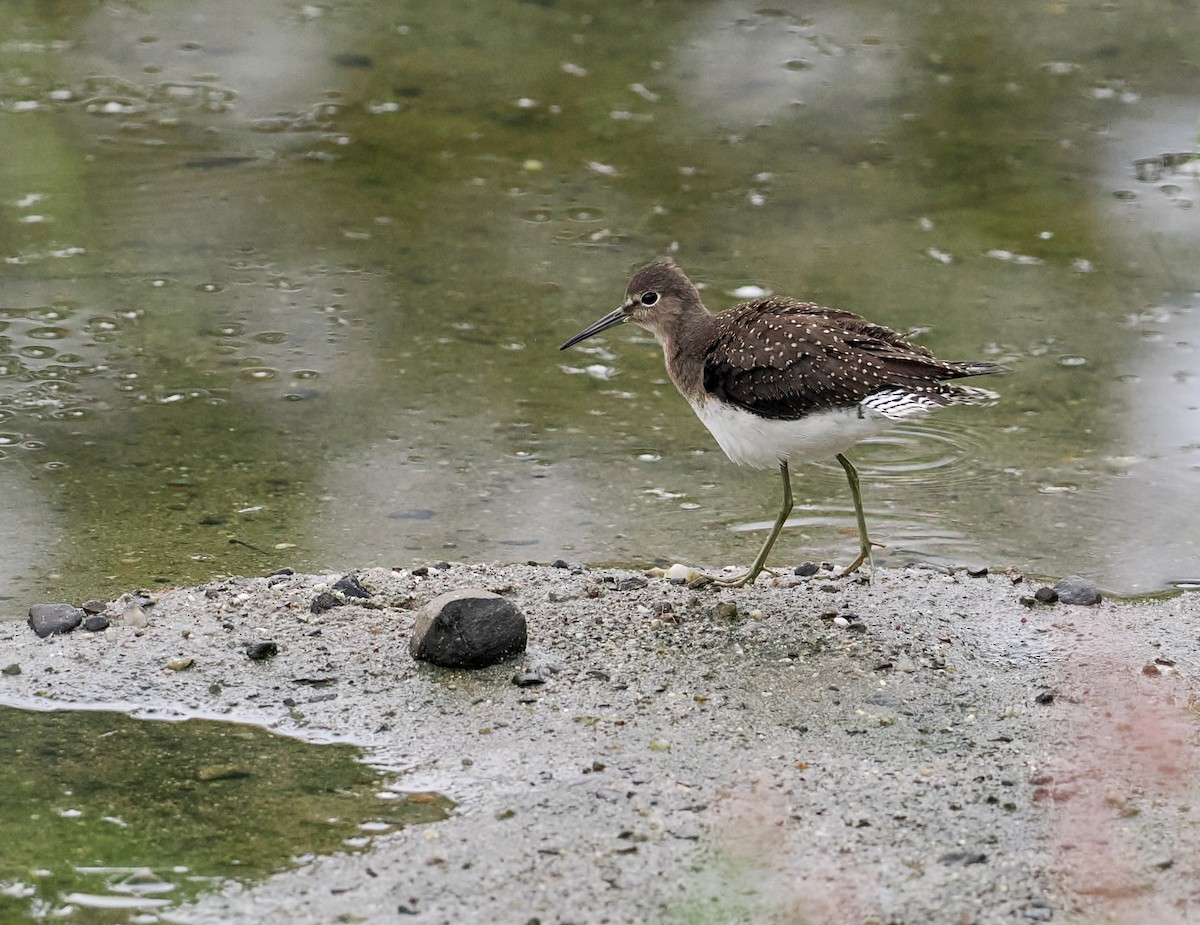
(640, 291, 659, 306)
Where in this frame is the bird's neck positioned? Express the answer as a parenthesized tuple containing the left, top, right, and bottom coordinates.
(657, 302, 715, 399)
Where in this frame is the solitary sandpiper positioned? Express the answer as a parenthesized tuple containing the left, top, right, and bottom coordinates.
(561, 261, 1001, 587)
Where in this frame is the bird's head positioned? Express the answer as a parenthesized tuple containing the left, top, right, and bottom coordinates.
(560, 261, 702, 350)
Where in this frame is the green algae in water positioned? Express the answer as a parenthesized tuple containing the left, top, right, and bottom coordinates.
(0, 707, 451, 923)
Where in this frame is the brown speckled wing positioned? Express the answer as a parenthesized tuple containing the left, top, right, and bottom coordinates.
(701, 299, 994, 421)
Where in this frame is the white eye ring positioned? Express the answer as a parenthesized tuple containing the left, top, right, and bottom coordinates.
(640, 291, 659, 306)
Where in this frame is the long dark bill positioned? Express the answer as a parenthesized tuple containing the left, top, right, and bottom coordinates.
(559, 306, 629, 350)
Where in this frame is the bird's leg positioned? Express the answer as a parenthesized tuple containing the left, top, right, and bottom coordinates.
(710, 460, 793, 588)
(835, 452, 882, 577)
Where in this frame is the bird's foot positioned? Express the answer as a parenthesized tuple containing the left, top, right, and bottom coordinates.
(838, 541, 886, 579)
(693, 564, 781, 589)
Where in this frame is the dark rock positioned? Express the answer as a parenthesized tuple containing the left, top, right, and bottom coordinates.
(616, 576, 647, 591)
(551, 559, 569, 569)
(410, 588, 527, 669)
(332, 574, 371, 599)
(1052, 575, 1102, 606)
(268, 567, 295, 577)
(1034, 691, 1055, 705)
(82, 616, 110, 632)
(310, 591, 342, 614)
(28, 603, 84, 638)
(246, 641, 278, 661)
(411, 566, 429, 577)
(1033, 586, 1059, 604)
(513, 669, 547, 687)
(794, 562, 820, 577)
(433, 561, 451, 571)
(81, 600, 107, 614)
(965, 565, 989, 578)
(939, 850, 988, 865)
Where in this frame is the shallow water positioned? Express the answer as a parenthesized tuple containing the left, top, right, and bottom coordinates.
(0, 0, 1198, 601)
(0, 705, 450, 923)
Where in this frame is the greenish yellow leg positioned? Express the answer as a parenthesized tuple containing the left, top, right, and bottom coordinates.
(711, 460, 793, 588)
(835, 452, 881, 577)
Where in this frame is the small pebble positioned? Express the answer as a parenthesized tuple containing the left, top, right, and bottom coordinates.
(246, 641, 278, 661)
(710, 601, 738, 621)
(939, 850, 988, 865)
(1034, 587, 1059, 604)
(332, 573, 371, 599)
(1052, 575, 1102, 606)
(965, 565, 989, 578)
(123, 602, 150, 628)
(167, 657, 194, 671)
(512, 670, 546, 687)
(2, 663, 20, 676)
(310, 591, 342, 614)
(793, 562, 820, 577)
(81, 600, 107, 614)
(662, 563, 698, 582)
(83, 616, 110, 632)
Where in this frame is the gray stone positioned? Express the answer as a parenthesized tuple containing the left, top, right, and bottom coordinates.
(410, 588, 527, 669)
(83, 615, 110, 632)
(1052, 575, 1102, 606)
(28, 603, 84, 638)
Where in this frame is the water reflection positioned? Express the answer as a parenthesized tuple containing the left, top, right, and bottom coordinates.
(0, 0, 1197, 600)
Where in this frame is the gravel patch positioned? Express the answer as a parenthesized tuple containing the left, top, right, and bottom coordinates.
(3, 564, 1198, 924)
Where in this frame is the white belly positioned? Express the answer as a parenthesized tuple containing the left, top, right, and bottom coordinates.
(689, 398, 889, 470)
